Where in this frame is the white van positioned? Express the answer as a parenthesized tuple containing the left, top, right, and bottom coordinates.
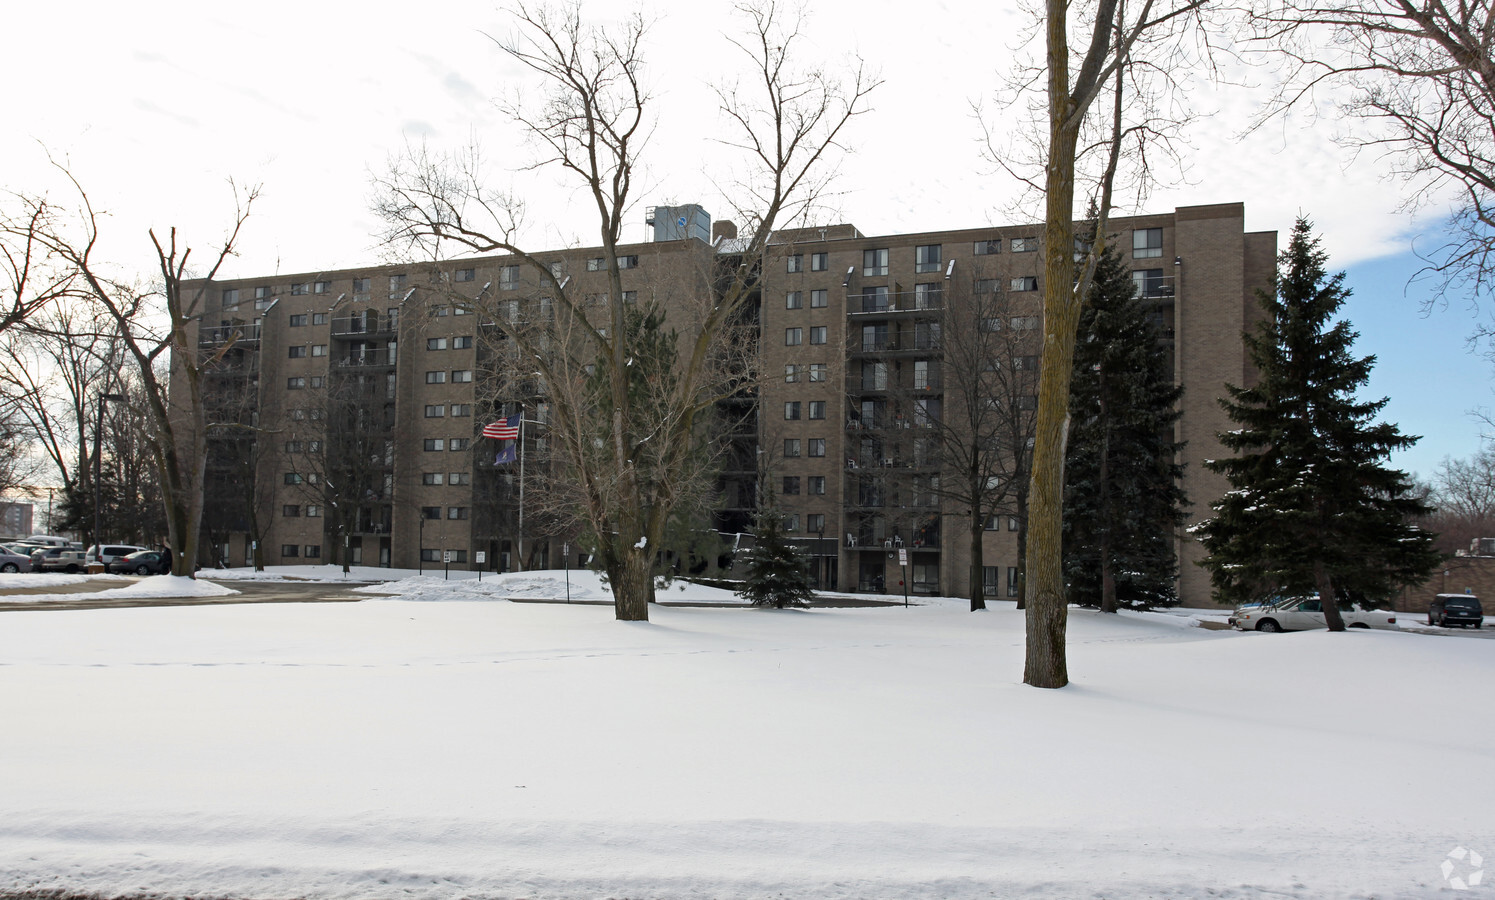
(25, 535, 73, 548)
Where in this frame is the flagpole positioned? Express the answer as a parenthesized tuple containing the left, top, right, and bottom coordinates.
(517, 410, 525, 573)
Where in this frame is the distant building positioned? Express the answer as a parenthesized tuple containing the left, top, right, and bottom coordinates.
(0, 501, 34, 539)
(182, 202, 1274, 604)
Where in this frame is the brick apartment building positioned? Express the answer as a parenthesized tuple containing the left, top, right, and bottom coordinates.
(186, 201, 1274, 605)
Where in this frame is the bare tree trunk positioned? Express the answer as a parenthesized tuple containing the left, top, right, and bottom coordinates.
(1024, 0, 1081, 687)
(970, 510, 987, 611)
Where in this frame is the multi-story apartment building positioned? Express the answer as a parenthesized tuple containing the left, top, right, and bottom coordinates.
(186, 201, 1273, 604)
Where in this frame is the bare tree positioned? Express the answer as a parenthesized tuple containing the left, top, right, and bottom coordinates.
(1422, 447, 1495, 554)
(1249, 0, 1495, 341)
(0, 169, 258, 575)
(1000, 0, 1210, 687)
(375, 0, 875, 620)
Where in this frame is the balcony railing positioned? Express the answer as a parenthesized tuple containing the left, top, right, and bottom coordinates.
(848, 290, 946, 315)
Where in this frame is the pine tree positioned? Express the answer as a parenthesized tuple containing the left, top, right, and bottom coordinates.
(1195, 217, 1440, 629)
(737, 507, 814, 609)
(1063, 242, 1188, 612)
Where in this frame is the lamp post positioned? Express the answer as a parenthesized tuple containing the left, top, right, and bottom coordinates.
(419, 511, 426, 574)
(91, 392, 126, 569)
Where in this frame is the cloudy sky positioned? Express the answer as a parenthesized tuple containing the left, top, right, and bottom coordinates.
(4, 0, 1488, 477)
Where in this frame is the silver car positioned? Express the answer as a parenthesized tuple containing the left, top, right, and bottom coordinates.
(0, 545, 37, 573)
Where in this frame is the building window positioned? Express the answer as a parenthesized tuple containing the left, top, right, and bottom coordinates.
(285, 441, 304, 453)
(312, 312, 327, 325)
(311, 344, 327, 357)
(426, 371, 447, 384)
(785, 364, 801, 383)
(281, 544, 300, 558)
(783, 476, 801, 495)
(915, 244, 942, 273)
(448, 507, 470, 520)
(421, 507, 441, 520)
(809, 326, 827, 345)
(784, 439, 801, 457)
(587, 257, 605, 271)
(1133, 227, 1163, 259)
(452, 370, 473, 383)
(1008, 566, 1020, 596)
(284, 473, 303, 485)
(283, 505, 301, 517)
(785, 401, 802, 420)
(455, 267, 476, 282)
(974, 239, 1000, 255)
(785, 514, 799, 532)
(1010, 237, 1036, 253)
(811, 289, 827, 308)
(423, 473, 445, 485)
(288, 314, 307, 327)
(450, 438, 470, 451)
(306, 506, 322, 518)
(222, 288, 240, 306)
(420, 548, 441, 562)
(786, 254, 804, 273)
(808, 438, 826, 457)
(809, 476, 826, 495)
(807, 513, 825, 533)
(453, 335, 473, 349)
(310, 372, 324, 386)
(811, 252, 828, 272)
(430, 305, 450, 317)
(314, 281, 330, 294)
(424, 439, 446, 451)
(288, 346, 307, 359)
(427, 337, 448, 350)
(1010, 276, 1038, 292)
(451, 404, 471, 417)
(425, 405, 445, 418)
(808, 401, 825, 420)
(809, 363, 827, 383)
(389, 274, 407, 294)
(786, 291, 803, 310)
(785, 327, 803, 346)
(290, 283, 307, 296)
(254, 286, 271, 300)
(618, 255, 639, 269)
(1132, 268, 1167, 298)
(449, 472, 471, 485)
(499, 265, 519, 290)
(975, 279, 1001, 295)
(1010, 315, 1040, 330)
(352, 277, 371, 293)
(863, 248, 889, 276)
(914, 283, 942, 309)
(305, 545, 321, 558)
(985, 514, 1001, 531)
(286, 377, 306, 390)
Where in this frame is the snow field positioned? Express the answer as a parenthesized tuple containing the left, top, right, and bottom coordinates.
(0, 581, 1489, 898)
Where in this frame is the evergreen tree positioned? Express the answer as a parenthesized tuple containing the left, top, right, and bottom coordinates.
(1195, 217, 1440, 629)
(1064, 242, 1188, 612)
(736, 507, 814, 609)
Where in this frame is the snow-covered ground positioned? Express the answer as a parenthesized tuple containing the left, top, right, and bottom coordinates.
(0, 577, 1489, 899)
(0, 573, 238, 605)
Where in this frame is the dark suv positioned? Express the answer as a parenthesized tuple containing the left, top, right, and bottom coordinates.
(1428, 594, 1484, 629)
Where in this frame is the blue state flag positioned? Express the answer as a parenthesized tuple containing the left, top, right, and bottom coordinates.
(494, 441, 517, 465)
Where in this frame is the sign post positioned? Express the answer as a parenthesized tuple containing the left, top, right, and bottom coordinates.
(898, 547, 909, 607)
(475, 550, 486, 582)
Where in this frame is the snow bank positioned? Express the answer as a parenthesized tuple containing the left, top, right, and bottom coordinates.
(0, 574, 237, 604)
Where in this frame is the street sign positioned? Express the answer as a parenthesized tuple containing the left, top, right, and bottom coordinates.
(898, 548, 908, 566)
(475, 551, 486, 564)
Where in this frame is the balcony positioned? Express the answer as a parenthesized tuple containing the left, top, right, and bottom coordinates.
(199, 323, 260, 347)
(335, 348, 397, 368)
(847, 289, 946, 316)
(330, 314, 398, 338)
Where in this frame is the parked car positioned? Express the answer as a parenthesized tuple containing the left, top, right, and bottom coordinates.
(85, 544, 150, 568)
(1428, 593, 1483, 629)
(1230, 596, 1399, 632)
(29, 547, 87, 573)
(0, 545, 34, 573)
(107, 550, 173, 576)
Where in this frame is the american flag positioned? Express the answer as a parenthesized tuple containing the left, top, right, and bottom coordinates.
(482, 414, 520, 440)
